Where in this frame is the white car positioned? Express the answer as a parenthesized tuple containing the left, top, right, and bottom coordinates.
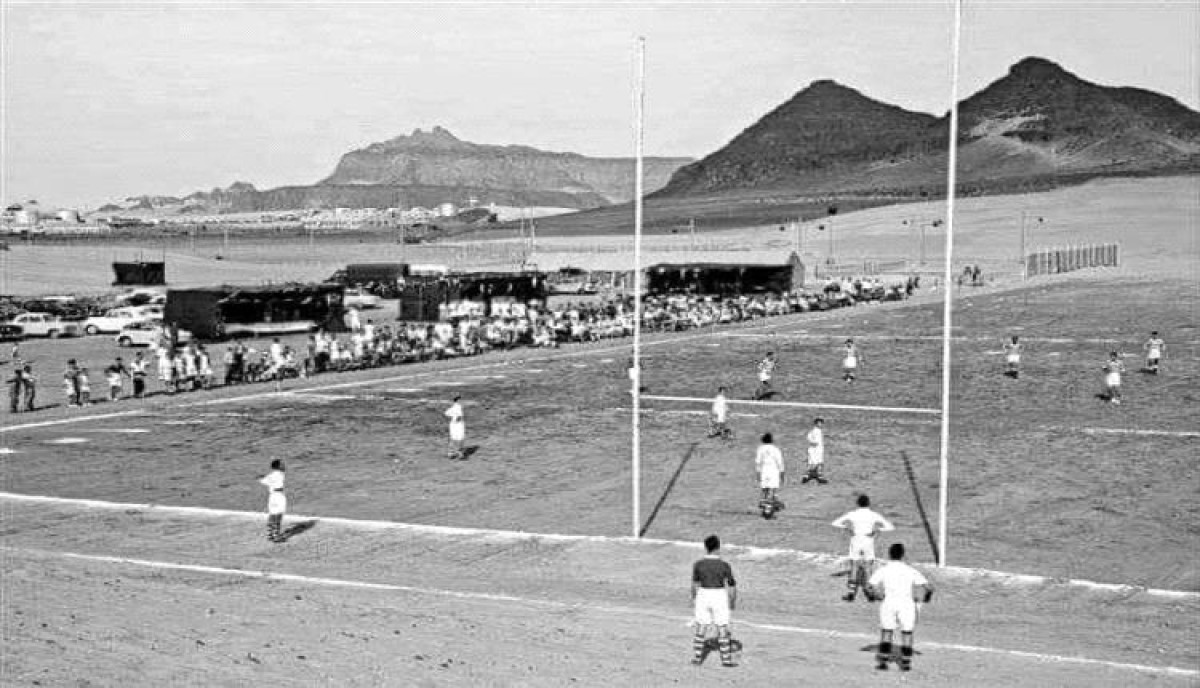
(343, 287, 381, 309)
(84, 306, 159, 335)
(115, 320, 193, 348)
(5, 312, 83, 338)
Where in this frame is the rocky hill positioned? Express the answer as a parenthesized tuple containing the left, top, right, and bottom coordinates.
(654, 57, 1200, 199)
(117, 129, 690, 214)
(320, 126, 690, 205)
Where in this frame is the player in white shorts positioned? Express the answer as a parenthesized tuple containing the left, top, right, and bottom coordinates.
(832, 494, 895, 601)
(1143, 332, 1165, 374)
(842, 339, 861, 383)
(754, 433, 785, 517)
(1003, 335, 1022, 379)
(866, 543, 933, 672)
(690, 534, 738, 667)
(753, 352, 776, 400)
(1102, 351, 1126, 404)
(708, 386, 732, 439)
(801, 418, 828, 484)
(445, 395, 466, 460)
(258, 459, 287, 543)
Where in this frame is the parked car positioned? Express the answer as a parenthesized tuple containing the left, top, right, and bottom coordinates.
(343, 287, 382, 310)
(115, 319, 193, 348)
(0, 323, 22, 342)
(4, 312, 83, 338)
(84, 306, 159, 335)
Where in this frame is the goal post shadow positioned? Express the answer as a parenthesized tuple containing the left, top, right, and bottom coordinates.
(638, 441, 700, 538)
(900, 450, 940, 564)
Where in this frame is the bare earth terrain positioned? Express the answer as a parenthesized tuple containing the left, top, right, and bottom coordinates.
(2, 270, 1198, 686)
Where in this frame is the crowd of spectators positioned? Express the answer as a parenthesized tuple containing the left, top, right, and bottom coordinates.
(5, 276, 919, 410)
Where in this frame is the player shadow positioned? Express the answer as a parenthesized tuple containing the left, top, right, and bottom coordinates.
(461, 445, 481, 459)
(278, 519, 318, 542)
(639, 442, 700, 538)
(859, 643, 923, 656)
(900, 451, 940, 564)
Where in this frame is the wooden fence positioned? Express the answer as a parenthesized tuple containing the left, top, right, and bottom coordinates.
(1025, 243, 1120, 278)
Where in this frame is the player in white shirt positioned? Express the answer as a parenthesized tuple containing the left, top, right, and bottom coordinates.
(801, 418, 828, 484)
(832, 495, 895, 601)
(707, 386, 732, 439)
(1003, 335, 1022, 379)
(258, 459, 287, 543)
(1103, 351, 1126, 404)
(842, 339, 861, 383)
(445, 395, 466, 460)
(1143, 331, 1166, 374)
(753, 352, 776, 400)
(866, 543, 933, 672)
(754, 433, 785, 518)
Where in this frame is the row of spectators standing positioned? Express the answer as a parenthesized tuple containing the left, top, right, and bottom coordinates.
(7, 278, 919, 408)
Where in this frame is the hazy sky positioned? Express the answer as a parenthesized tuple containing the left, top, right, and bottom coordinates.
(2, 1, 1197, 209)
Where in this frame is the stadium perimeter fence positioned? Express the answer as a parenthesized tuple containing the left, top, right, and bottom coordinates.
(1025, 243, 1120, 279)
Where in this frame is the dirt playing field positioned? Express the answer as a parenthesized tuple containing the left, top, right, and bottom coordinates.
(2, 271, 1198, 685)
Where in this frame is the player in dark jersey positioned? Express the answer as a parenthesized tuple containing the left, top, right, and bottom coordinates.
(691, 534, 738, 667)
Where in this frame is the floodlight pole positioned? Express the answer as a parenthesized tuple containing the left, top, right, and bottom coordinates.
(937, 0, 964, 568)
(631, 37, 646, 539)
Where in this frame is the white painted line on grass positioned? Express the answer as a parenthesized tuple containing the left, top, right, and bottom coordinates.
(45, 438, 89, 445)
(287, 393, 357, 401)
(607, 407, 761, 418)
(385, 388, 424, 393)
(722, 333, 1169, 346)
(162, 419, 205, 425)
(641, 394, 941, 415)
(1078, 428, 1200, 439)
(17, 548, 1195, 680)
(2, 491, 1195, 601)
(0, 448, 16, 454)
(0, 409, 144, 434)
(78, 428, 151, 434)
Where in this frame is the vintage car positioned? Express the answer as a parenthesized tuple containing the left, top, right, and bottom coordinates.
(115, 319, 193, 348)
(84, 306, 160, 335)
(4, 312, 83, 338)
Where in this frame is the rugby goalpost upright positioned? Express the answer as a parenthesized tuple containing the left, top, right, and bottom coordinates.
(937, 0, 965, 567)
(631, 37, 646, 539)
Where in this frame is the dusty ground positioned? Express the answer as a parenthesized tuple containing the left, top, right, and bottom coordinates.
(3, 277, 1197, 592)
(2, 503, 1196, 687)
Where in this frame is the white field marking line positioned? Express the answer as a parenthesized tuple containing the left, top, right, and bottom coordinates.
(285, 393, 358, 401)
(1077, 427, 1200, 439)
(722, 333, 1184, 346)
(641, 394, 941, 416)
(2, 491, 1196, 601)
(606, 407, 761, 418)
(0, 313, 805, 433)
(14, 548, 1195, 680)
(0, 409, 144, 434)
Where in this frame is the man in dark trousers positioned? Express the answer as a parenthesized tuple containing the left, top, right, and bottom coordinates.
(6, 365, 23, 413)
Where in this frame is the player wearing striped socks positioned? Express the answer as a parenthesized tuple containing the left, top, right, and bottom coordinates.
(690, 535, 738, 667)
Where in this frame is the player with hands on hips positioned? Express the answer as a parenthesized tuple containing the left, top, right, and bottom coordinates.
(832, 494, 895, 601)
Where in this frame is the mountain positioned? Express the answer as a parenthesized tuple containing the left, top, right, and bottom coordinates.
(320, 126, 691, 205)
(658, 81, 944, 196)
(124, 128, 691, 215)
(654, 57, 1200, 200)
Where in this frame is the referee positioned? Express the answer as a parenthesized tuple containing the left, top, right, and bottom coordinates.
(690, 534, 738, 667)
